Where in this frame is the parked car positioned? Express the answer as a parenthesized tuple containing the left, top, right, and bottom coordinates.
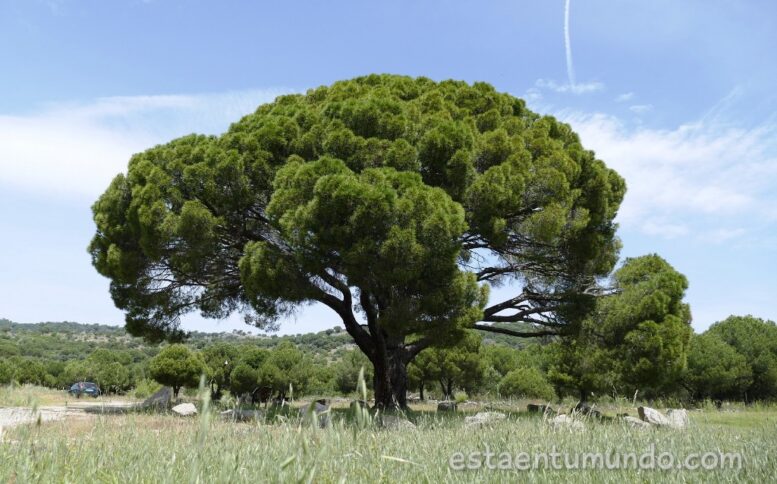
(68, 382, 101, 398)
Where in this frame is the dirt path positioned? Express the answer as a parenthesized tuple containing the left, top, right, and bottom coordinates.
(0, 401, 137, 430)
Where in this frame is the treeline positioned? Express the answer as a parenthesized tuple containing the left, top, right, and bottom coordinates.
(1, 315, 776, 404)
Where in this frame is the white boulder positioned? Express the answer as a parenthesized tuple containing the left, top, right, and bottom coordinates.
(172, 403, 197, 416)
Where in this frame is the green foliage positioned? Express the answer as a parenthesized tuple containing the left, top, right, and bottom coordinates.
(707, 315, 777, 400)
(482, 344, 520, 377)
(148, 344, 207, 397)
(0, 359, 13, 384)
(88, 75, 625, 406)
(334, 349, 374, 394)
(202, 342, 240, 398)
(550, 254, 692, 400)
(8, 357, 48, 385)
(59, 349, 134, 393)
(132, 379, 162, 399)
(498, 367, 556, 401)
(228, 363, 258, 397)
(684, 332, 752, 401)
(408, 332, 484, 398)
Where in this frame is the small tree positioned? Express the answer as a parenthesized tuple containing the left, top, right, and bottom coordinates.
(499, 367, 556, 401)
(229, 363, 258, 398)
(334, 349, 373, 394)
(407, 350, 435, 400)
(202, 342, 240, 399)
(149, 344, 207, 398)
(707, 315, 777, 400)
(684, 333, 752, 401)
(430, 332, 484, 399)
(550, 254, 692, 401)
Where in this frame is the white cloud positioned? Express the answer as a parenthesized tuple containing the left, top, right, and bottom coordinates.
(615, 92, 634, 102)
(0, 89, 291, 198)
(535, 78, 604, 95)
(704, 228, 746, 244)
(641, 219, 689, 239)
(628, 104, 653, 114)
(560, 111, 777, 240)
(524, 87, 543, 103)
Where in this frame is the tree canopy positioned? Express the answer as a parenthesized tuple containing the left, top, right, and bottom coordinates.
(550, 254, 692, 400)
(707, 315, 777, 400)
(89, 74, 625, 407)
(148, 344, 207, 397)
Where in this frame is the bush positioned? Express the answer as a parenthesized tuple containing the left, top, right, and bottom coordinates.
(132, 379, 162, 399)
(229, 364, 258, 397)
(498, 367, 556, 401)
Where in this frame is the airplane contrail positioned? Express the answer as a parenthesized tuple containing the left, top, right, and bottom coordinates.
(564, 0, 576, 88)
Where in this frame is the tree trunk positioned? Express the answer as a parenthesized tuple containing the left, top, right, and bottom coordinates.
(419, 382, 425, 401)
(372, 347, 408, 410)
(579, 388, 588, 403)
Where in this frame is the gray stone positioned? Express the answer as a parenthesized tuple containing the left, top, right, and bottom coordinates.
(527, 404, 554, 414)
(437, 401, 457, 412)
(573, 402, 603, 419)
(220, 409, 264, 422)
(666, 409, 689, 430)
(464, 411, 507, 428)
(638, 406, 671, 427)
(623, 415, 651, 428)
(300, 401, 330, 428)
(351, 400, 369, 409)
(380, 414, 416, 430)
(172, 403, 197, 416)
(142, 386, 173, 410)
(549, 414, 585, 432)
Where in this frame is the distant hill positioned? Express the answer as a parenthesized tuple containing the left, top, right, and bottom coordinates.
(0, 317, 358, 361)
(0, 316, 530, 363)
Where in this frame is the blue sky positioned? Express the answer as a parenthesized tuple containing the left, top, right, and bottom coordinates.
(0, 0, 775, 335)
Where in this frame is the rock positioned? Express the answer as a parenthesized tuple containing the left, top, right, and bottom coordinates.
(142, 387, 173, 410)
(572, 402, 603, 419)
(623, 415, 651, 428)
(380, 414, 416, 430)
(300, 401, 330, 428)
(220, 409, 264, 422)
(464, 411, 507, 428)
(549, 414, 585, 432)
(527, 404, 553, 414)
(437, 401, 457, 412)
(666, 409, 689, 429)
(638, 406, 671, 427)
(172, 403, 197, 417)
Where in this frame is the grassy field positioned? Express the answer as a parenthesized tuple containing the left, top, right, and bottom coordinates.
(0, 387, 775, 483)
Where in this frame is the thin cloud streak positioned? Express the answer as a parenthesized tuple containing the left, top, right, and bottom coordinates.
(564, 0, 575, 87)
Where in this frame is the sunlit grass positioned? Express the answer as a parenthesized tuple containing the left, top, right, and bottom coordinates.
(2, 397, 776, 483)
(0, 384, 140, 408)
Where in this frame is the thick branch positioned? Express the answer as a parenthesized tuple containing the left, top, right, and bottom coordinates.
(472, 324, 558, 338)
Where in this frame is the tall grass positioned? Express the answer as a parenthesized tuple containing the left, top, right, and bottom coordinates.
(1, 398, 775, 482)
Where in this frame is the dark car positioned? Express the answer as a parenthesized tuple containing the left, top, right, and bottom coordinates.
(68, 382, 101, 398)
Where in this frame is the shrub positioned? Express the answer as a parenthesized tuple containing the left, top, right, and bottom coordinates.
(498, 367, 556, 401)
(132, 379, 162, 399)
